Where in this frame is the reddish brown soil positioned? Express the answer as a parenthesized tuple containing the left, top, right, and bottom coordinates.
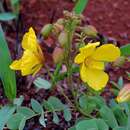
(21, 0, 130, 45)
(1, 0, 130, 130)
(85, 0, 130, 45)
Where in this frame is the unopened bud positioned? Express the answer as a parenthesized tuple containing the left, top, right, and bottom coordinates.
(113, 56, 126, 67)
(116, 84, 130, 103)
(82, 25, 98, 37)
(58, 31, 68, 47)
(53, 23, 64, 34)
(41, 24, 53, 39)
(56, 18, 64, 25)
(52, 47, 64, 64)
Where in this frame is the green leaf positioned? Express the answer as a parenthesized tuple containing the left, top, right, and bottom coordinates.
(96, 119, 109, 130)
(11, 0, 20, 16)
(89, 96, 106, 108)
(113, 127, 126, 130)
(112, 106, 127, 126)
(126, 71, 130, 78)
(33, 77, 51, 90)
(68, 126, 76, 130)
(79, 95, 96, 114)
(0, 105, 15, 130)
(17, 107, 35, 119)
(63, 105, 72, 121)
(126, 114, 130, 130)
(31, 99, 43, 114)
(117, 77, 123, 89)
(79, 95, 105, 115)
(13, 96, 24, 107)
(46, 96, 64, 110)
(7, 113, 24, 130)
(0, 25, 16, 99)
(0, 12, 16, 21)
(11, 0, 20, 5)
(120, 44, 130, 56)
(99, 106, 118, 128)
(76, 119, 98, 130)
(19, 117, 26, 130)
(110, 81, 121, 90)
(53, 112, 60, 124)
(73, 0, 89, 14)
(39, 113, 46, 127)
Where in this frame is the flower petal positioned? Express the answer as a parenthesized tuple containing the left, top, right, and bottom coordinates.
(74, 53, 85, 64)
(10, 60, 22, 70)
(92, 44, 120, 62)
(80, 63, 108, 91)
(79, 42, 100, 57)
(20, 50, 42, 76)
(22, 27, 38, 52)
(88, 60, 104, 70)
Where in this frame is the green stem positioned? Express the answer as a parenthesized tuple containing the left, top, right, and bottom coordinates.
(51, 62, 62, 89)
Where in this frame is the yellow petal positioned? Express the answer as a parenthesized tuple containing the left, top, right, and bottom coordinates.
(80, 63, 108, 91)
(20, 50, 42, 76)
(88, 60, 104, 70)
(92, 44, 120, 62)
(10, 60, 22, 70)
(21, 64, 42, 76)
(22, 27, 38, 52)
(74, 53, 86, 64)
(79, 42, 100, 57)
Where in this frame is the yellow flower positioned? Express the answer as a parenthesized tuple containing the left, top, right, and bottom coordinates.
(116, 84, 130, 103)
(74, 42, 120, 91)
(10, 27, 44, 76)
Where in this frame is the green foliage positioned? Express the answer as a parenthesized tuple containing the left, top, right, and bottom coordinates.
(63, 105, 72, 121)
(13, 96, 24, 107)
(74, 0, 89, 14)
(120, 44, 130, 56)
(19, 117, 26, 130)
(43, 96, 72, 123)
(96, 119, 109, 130)
(0, 97, 48, 130)
(10, 0, 20, 16)
(17, 107, 36, 119)
(117, 76, 123, 89)
(126, 71, 130, 78)
(7, 113, 24, 130)
(0, 12, 16, 21)
(33, 77, 51, 90)
(110, 76, 124, 96)
(0, 105, 15, 130)
(75, 118, 108, 130)
(99, 105, 118, 128)
(79, 95, 105, 114)
(113, 127, 126, 130)
(76, 119, 98, 130)
(31, 99, 43, 114)
(0, 26, 16, 100)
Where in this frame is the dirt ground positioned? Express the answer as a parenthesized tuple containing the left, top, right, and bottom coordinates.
(1, 0, 130, 129)
(21, 0, 130, 45)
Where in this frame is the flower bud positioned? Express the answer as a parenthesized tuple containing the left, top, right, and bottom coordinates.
(41, 24, 53, 39)
(116, 84, 130, 103)
(52, 47, 64, 64)
(113, 56, 126, 67)
(58, 31, 68, 47)
(56, 18, 64, 25)
(53, 23, 64, 34)
(82, 25, 98, 37)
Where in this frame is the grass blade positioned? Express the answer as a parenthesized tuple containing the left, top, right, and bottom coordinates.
(73, 0, 89, 14)
(0, 25, 16, 100)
